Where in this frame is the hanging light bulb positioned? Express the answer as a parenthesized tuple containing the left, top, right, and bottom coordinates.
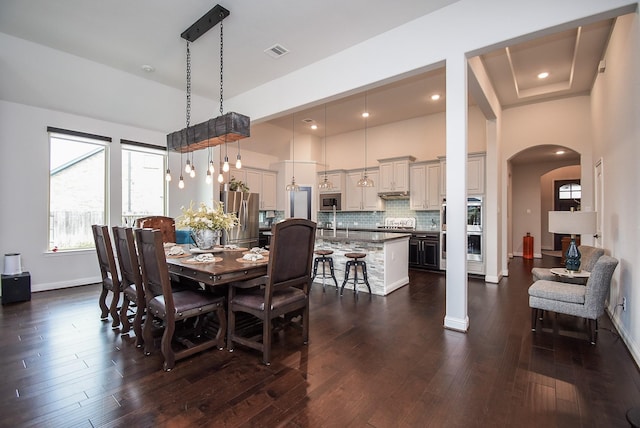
(206, 170, 212, 184)
(235, 140, 242, 169)
(209, 160, 215, 173)
(217, 172, 224, 183)
(185, 159, 191, 173)
(189, 164, 196, 178)
(222, 141, 230, 172)
(165, 168, 172, 182)
(318, 104, 333, 190)
(286, 113, 300, 192)
(178, 175, 185, 189)
(357, 93, 374, 187)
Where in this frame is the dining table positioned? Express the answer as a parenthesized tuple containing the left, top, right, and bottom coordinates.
(166, 247, 268, 289)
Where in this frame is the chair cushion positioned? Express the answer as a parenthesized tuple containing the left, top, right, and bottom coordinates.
(315, 249, 333, 256)
(148, 291, 224, 319)
(528, 280, 586, 304)
(123, 284, 137, 300)
(345, 252, 366, 259)
(233, 287, 306, 311)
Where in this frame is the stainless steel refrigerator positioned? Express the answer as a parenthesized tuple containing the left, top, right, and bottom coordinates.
(220, 191, 260, 249)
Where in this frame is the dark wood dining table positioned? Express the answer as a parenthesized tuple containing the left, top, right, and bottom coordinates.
(166, 249, 268, 288)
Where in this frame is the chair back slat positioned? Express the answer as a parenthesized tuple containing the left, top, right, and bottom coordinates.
(112, 226, 143, 296)
(266, 219, 316, 302)
(135, 228, 174, 309)
(91, 225, 119, 285)
(136, 216, 176, 243)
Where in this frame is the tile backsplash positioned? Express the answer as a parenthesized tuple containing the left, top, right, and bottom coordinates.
(260, 200, 441, 231)
(316, 200, 440, 231)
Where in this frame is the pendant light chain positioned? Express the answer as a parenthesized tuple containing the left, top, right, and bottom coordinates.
(219, 15, 224, 116)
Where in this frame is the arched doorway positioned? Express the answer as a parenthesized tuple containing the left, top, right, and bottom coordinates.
(508, 145, 580, 259)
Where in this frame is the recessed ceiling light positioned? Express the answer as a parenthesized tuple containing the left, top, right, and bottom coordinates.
(362, 112, 369, 118)
(431, 94, 441, 101)
(141, 64, 155, 73)
(555, 150, 566, 155)
(310, 124, 318, 130)
(537, 72, 549, 79)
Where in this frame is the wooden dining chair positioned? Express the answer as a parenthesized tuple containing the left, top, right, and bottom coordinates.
(112, 226, 145, 347)
(227, 218, 317, 365)
(91, 225, 121, 329)
(135, 228, 226, 371)
(135, 216, 176, 243)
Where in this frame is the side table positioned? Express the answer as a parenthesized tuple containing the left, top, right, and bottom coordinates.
(1, 271, 31, 304)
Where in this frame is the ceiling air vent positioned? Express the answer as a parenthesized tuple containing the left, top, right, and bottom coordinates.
(264, 44, 289, 59)
(301, 118, 314, 124)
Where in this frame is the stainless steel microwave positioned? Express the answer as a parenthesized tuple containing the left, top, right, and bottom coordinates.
(319, 193, 341, 211)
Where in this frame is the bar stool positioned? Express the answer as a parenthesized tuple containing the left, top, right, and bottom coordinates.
(341, 252, 372, 297)
(311, 250, 338, 292)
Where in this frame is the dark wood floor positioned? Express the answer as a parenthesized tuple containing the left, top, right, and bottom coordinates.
(1, 256, 639, 427)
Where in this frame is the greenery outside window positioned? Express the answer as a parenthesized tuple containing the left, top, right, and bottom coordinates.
(48, 128, 109, 251)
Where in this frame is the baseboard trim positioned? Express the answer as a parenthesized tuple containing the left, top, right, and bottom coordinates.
(606, 308, 640, 370)
(32, 276, 101, 293)
(444, 314, 469, 332)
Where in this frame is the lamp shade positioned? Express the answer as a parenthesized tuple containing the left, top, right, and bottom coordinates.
(548, 211, 597, 235)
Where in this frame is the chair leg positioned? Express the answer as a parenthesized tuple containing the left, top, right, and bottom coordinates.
(99, 286, 109, 320)
(589, 318, 598, 344)
(328, 258, 339, 290)
(302, 303, 309, 345)
(227, 309, 236, 352)
(531, 308, 537, 331)
(120, 296, 131, 334)
(310, 258, 320, 282)
(262, 315, 272, 366)
(133, 305, 144, 347)
(109, 290, 121, 329)
(215, 306, 226, 350)
(341, 262, 352, 296)
(143, 314, 155, 356)
(360, 261, 372, 295)
(161, 321, 176, 371)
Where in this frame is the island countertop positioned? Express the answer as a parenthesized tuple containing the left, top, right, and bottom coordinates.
(316, 229, 410, 243)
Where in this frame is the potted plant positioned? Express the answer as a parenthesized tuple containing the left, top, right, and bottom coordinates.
(228, 177, 250, 193)
(176, 201, 239, 249)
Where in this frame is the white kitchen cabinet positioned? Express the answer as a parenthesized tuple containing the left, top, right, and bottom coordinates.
(244, 168, 278, 210)
(410, 161, 441, 210)
(345, 169, 382, 211)
(439, 152, 485, 195)
(317, 170, 345, 193)
(378, 156, 415, 193)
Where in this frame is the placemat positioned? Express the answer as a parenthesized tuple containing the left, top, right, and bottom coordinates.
(182, 256, 223, 264)
(235, 257, 269, 264)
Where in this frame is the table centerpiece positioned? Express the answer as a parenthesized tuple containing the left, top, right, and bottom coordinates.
(177, 201, 239, 250)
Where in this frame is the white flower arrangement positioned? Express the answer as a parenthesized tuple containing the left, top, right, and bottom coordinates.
(176, 201, 239, 231)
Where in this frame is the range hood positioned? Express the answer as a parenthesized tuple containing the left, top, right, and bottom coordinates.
(378, 191, 410, 200)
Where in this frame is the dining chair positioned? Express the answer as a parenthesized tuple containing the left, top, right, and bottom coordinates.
(91, 225, 121, 329)
(135, 228, 226, 371)
(135, 216, 176, 243)
(112, 226, 145, 347)
(227, 218, 317, 365)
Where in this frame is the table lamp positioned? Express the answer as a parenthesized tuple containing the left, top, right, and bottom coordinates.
(548, 209, 597, 271)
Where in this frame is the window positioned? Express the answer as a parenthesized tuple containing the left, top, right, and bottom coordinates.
(558, 183, 581, 200)
(49, 128, 109, 250)
(121, 141, 167, 225)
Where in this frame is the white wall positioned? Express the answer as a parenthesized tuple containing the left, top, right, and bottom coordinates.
(590, 11, 640, 366)
(0, 100, 200, 291)
(503, 97, 594, 257)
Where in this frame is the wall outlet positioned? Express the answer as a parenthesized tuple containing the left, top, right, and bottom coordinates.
(622, 297, 627, 312)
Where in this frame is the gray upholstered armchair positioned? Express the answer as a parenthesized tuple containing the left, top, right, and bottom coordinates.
(532, 245, 605, 284)
(528, 255, 618, 344)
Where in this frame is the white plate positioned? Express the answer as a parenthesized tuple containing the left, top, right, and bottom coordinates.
(190, 247, 224, 254)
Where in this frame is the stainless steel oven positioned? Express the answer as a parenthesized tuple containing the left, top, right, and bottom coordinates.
(441, 196, 484, 262)
(319, 193, 341, 211)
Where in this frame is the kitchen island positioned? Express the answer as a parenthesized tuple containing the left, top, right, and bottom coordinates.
(314, 230, 410, 296)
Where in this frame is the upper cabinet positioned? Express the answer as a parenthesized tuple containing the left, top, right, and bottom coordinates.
(378, 156, 415, 193)
(409, 161, 441, 210)
(244, 168, 278, 210)
(317, 170, 346, 193)
(439, 152, 485, 196)
(345, 169, 383, 211)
